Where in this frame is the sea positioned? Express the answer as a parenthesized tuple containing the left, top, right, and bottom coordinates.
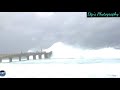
(1, 42, 120, 78)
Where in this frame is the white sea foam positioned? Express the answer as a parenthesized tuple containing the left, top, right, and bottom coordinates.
(28, 42, 120, 59)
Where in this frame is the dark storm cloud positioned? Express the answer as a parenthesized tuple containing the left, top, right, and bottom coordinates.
(0, 12, 120, 53)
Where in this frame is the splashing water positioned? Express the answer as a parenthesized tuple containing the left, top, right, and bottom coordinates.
(2, 42, 120, 78)
(28, 42, 120, 60)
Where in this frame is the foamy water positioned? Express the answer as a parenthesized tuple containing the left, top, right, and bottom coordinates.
(1, 42, 120, 64)
(1, 64, 120, 78)
(28, 42, 120, 60)
(1, 42, 120, 78)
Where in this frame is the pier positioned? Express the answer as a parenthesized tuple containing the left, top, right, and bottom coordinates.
(0, 51, 52, 63)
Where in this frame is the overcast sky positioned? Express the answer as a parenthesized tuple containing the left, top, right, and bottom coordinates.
(0, 12, 120, 53)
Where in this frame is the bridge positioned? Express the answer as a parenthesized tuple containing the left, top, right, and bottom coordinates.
(0, 51, 52, 63)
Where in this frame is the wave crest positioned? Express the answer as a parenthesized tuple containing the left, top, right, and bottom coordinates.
(28, 42, 120, 59)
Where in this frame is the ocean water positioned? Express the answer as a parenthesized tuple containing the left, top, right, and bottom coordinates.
(1, 42, 120, 78)
(1, 62, 120, 78)
(1, 58, 120, 64)
(1, 41, 120, 64)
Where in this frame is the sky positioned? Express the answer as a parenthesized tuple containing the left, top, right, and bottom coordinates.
(0, 12, 120, 53)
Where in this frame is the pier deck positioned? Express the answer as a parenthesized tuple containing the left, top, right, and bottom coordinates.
(0, 51, 52, 63)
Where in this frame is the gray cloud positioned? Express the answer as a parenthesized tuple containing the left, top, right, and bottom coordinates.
(0, 12, 120, 53)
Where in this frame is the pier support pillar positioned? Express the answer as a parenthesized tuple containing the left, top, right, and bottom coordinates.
(19, 56, 21, 61)
(27, 56, 29, 60)
(38, 55, 42, 59)
(33, 55, 36, 60)
(44, 53, 48, 59)
(9, 57, 12, 62)
(49, 51, 52, 58)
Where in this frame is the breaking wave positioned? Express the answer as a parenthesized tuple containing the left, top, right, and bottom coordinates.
(28, 42, 120, 59)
